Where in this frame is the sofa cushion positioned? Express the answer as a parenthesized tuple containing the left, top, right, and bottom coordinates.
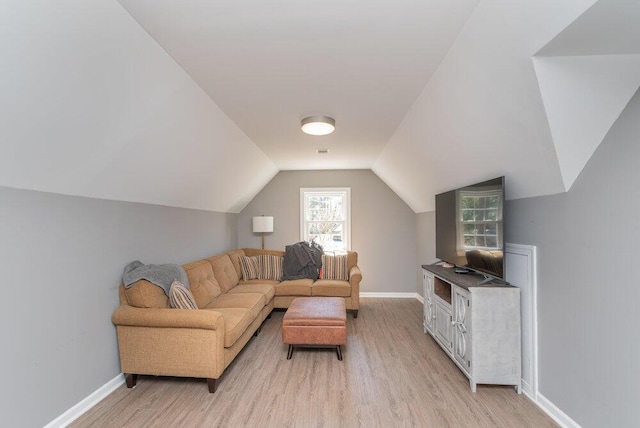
(239, 279, 279, 286)
(207, 254, 240, 293)
(239, 256, 260, 280)
(321, 254, 349, 280)
(258, 254, 283, 281)
(227, 283, 276, 302)
(312, 279, 351, 297)
(275, 279, 313, 296)
(204, 292, 265, 320)
(205, 308, 254, 348)
(169, 280, 198, 309)
(124, 280, 169, 308)
(182, 260, 222, 308)
(227, 249, 246, 279)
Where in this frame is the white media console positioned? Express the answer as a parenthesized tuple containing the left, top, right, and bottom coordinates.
(422, 264, 522, 393)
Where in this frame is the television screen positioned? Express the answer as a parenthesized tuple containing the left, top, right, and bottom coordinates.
(435, 177, 505, 279)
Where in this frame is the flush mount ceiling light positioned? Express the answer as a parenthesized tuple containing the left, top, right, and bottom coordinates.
(301, 115, 335, 136)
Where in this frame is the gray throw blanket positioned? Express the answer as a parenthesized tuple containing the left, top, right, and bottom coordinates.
(122, 261, 189, 296)
(282, 241, 323, 280)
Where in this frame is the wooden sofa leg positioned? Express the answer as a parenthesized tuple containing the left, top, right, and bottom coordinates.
(125, 374, 137, 389)
(253, 326, 261, 337)
(352, 310, 358, 319)
(207, 378, 217, 393)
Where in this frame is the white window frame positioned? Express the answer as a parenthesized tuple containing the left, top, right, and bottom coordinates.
(300, 187, 351, 252)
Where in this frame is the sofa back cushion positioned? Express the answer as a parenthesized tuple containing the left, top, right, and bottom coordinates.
(207, 254, 240, 293)
(182, 260, 222, 308)
(226, 249, 245, 280)
(242, 248, 285, 258)
(124, 280, 170, 308)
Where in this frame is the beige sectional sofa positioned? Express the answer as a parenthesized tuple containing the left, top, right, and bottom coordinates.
(112, 248, 361, 392)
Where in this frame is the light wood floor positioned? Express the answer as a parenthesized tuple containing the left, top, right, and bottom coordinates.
(72, 298, 557, 427)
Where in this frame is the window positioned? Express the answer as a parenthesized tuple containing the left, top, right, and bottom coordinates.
(456, 189, 502, 253)
(300, 188, 351, 252)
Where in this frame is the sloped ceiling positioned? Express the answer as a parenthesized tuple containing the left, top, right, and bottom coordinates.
(374, 0, 640, 211)
(533, 0, 640, 192)
(116, 0, 481, 171)
(1, 0, 638, 214)
(0, 0, 277, 213)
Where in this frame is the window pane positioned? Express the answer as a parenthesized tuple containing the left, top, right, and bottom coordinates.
(485, 223, 497, 235)
(476, 224, 486, 235)
(307, 195, 344, 221)
(485, 236, 497, 248)
(463, 224, 476, 234)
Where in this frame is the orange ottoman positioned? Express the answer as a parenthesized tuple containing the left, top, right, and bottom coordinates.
(282, 297, 347, 360)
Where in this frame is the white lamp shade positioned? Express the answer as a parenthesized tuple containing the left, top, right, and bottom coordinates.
(253, 216, 274, 233)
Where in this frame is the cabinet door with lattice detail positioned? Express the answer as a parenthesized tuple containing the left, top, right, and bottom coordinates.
(423, 270, 435, 335)
(453, 286, 471, 375)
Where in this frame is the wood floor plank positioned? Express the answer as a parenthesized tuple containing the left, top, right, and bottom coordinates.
(70, 298, 556, 427)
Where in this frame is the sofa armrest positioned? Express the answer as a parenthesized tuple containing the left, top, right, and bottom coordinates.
(349, 265, 362, 308)
(112, 306, 224, 330)
(112, 305, 226, 380)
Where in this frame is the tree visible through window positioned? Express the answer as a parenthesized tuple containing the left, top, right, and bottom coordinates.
(300, 188, 351, 252)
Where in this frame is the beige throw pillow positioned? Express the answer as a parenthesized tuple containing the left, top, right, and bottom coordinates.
(169, 280, 198, 310)
(321, 254, 349, 280)
(239, 256, 260, 280)
(259, 254, 284, 281)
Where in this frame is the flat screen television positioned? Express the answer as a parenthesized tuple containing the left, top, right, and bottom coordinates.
(435, 176, 505, 280)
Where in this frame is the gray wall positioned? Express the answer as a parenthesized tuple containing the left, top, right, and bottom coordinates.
(505, 90, 640, 427)
(0, 186, 237, 427)
(416, 211, 437, 296)
(238, 170, 418, 293)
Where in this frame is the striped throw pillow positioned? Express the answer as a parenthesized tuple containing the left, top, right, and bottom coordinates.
(169, 280, 198, 309)
(259, 255, 283, 281)
(239, 256, 260, 280)
(321, 254, 349, 280)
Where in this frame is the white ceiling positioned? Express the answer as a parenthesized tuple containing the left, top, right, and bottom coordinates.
(2, 0, 639, 213)
(117, 0, 481, 170)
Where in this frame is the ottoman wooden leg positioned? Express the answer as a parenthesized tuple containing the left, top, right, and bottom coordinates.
(336, 345, 343, 361)
(287, 344, 294, 360)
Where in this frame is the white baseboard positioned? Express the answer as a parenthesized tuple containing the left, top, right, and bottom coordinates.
(45, 373, 125, 428)
(535, 393, 581, 428)
(415, 294, 424, 304)
(521, 379, 534, 401)
(360, 292, 421, 299)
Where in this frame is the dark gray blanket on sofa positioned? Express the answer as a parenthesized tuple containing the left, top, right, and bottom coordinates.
(282, 241, 323, 280)
(122, 260, 189, 296)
